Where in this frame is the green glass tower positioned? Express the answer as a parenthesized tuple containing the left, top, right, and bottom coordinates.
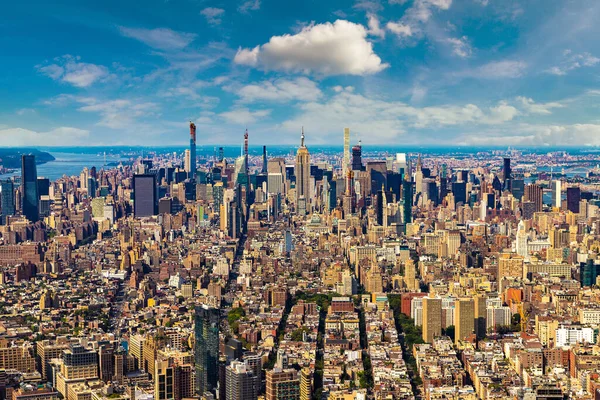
(195, 305, 220, 396)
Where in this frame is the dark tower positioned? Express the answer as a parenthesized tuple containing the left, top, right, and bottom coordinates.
(503, 157, 511, 191)
(244, 129, 249, 176)
(351, 141, 363, 171)
(376, 185, 384, 225)
(1, 180, 15, 223)
(190, 122, 197, 180)
(566, 187, 581, 213)
(403, 173, 413, 225)
(195, 306, 220, 396)
(262, 146, 268, 174)
(133, 174, 157, 217)
(21, 155, 39, 222)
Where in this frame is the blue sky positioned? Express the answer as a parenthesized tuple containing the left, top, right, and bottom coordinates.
(2, 0, 600, 147)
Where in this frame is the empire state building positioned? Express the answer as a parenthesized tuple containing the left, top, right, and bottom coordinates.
(295, 128, 310, 215)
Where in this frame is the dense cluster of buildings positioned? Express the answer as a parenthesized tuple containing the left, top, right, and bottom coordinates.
(1, 125, 600, 400)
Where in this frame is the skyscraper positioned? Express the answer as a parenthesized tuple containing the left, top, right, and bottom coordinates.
(189, 122, 197, 180)
(503, 157, 511, 190)
(566, 187, 581, 213)
(552, 180, 562, 209)
(184, 149, 191, 173)
(402, 174, 413, 225)
(295, 128, 310, 215)
(195, 305, 220, 396)
(455, 298, 475, 344)
(225, 361, 258, 400)
(155, 359, 175, 400)
(524, 184, 543, 213)
(265, 368, 300, 400)
(422, 297, 442, 343)
(244, 129, 249, 176)
(351, 141, 362, 171)
(0, 180, 15, 223)
(21, 155, 39, 222)
(451, 181, 467, 206)
(262, 146, 268, 174)
(343, 127, 350, 178)
(133, 174, 157, 217)
(474, 294, 487, 340)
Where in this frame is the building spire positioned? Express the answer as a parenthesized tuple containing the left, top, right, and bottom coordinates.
(301, 126, 305, 147)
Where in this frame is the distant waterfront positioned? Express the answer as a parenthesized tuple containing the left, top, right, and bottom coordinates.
(1, 145, 600, 182)
(0, 151, 127, 181)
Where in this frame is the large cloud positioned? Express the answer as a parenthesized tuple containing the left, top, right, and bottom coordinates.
(234, 20, 388, 76)
(280, 87, 520, 143)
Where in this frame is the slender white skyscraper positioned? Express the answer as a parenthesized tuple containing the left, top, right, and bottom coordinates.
(552, 180, 562, 209)
(343, 128, 350, 178)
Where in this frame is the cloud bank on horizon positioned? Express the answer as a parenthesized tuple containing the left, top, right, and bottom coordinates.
(2, 0, 600, 147)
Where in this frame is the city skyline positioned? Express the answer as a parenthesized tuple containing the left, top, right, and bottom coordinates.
(2, 0, 600, 146)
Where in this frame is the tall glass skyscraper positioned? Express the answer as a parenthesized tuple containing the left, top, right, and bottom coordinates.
(0, 179, 15, 223)
(190, 122, 197, 180)
(21, 155, 39, 222)
(133, 174, 157, 217)
(195, 305, 219, 396)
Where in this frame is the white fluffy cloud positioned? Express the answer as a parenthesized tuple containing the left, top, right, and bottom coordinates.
(232, 77, 322, 103)
(119, 27, 196, 50)
(0, 127, 90, 146)
(220, 108, 271, 124)
(37, 55, 109, 88)
(234, 20, 388, 76)
(201, 7, 225, 25)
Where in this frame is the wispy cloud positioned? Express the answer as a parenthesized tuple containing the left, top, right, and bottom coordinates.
(366, 13, 386, 38)
(78, 99, 159, 129)
(238, 0, 260, 14)
(220, 108, 271, 124)
(545, 51, 600, 76)
(446, 36, 471, 58)
(119, 26, 196, 50)
(387, 0, 452, 38)
(0, 127, 90, 146)
(36, 55, 109, 88)
(516, 97, 564, 115)
(456, 60, 527, 79)
(227, 77, 323, 103)
(201, 7, 225, 25)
